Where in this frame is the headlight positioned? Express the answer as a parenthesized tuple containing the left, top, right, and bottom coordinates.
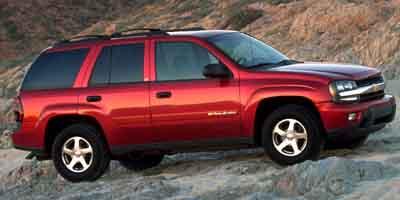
(329, 80, 359, 102)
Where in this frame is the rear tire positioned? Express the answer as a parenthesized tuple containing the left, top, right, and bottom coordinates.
(52, 124, 110, 182)
(262, 105, 323, 165)
(119, 153, 164, 171)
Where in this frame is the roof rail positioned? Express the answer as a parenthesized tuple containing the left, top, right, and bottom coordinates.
(163, 27, 205, 32)
(110, 27, 205, 37)
(55, 27, 206, 46)
(57, 35, 110, 43)
(111, 28, 167, 38)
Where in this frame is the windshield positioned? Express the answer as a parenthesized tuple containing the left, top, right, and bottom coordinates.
(207, 32, 290, 69)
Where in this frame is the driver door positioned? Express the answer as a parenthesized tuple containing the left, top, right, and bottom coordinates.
(149, 40, 241, 143)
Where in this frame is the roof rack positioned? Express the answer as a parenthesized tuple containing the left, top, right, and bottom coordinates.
(55, 27, 206, 46)
(110, 27, 205, 37)
(56, 35, 110, 45)
(163, 27, 205, 32)
(110, 28, 167, 38)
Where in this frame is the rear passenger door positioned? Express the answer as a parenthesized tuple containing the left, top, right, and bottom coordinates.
(78, 41, 151, 147)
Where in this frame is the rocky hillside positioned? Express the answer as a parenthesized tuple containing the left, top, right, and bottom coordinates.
(0, 0, 152, 65)
(1, 0, 400, 95)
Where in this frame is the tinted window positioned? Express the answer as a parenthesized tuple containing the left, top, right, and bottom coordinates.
(110, 44, 144, 84)
(156, 42, 219, 81)
(89, 47, 111, 86)
(22, 48, 88, 90)
(89, 43, 144, 86)
(207, 32, 288, 68)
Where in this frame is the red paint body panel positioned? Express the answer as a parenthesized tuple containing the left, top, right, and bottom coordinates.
(77, 84, 151, 146)
(148, 37, 241, 142)
(11, 31, 396, 155)
(12, 89, 80, 148)
(317, 95, 396, 131)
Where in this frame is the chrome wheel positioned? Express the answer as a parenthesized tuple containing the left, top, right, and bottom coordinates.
(61, 136, 93, 173)
(272, 118, 308, 157)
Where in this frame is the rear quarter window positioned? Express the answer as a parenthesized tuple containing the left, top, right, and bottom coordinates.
(21, 48, 89, 91)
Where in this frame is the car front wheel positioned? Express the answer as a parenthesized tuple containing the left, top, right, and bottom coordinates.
(262, 105, 323, 165)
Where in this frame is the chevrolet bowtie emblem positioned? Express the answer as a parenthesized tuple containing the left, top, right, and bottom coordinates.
(372, 84, 380, 92)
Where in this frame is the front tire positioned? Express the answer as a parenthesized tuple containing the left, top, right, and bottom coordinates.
(262, 105, 323, 165)
(52, 124, 110, 182)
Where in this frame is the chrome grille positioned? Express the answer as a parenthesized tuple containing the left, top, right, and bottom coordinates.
(356, 75, 385, 102)
(356, 76, 384, 87)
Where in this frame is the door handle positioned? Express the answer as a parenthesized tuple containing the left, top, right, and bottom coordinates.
(156, 91, 172, 99)
(86, 95, 102, 102)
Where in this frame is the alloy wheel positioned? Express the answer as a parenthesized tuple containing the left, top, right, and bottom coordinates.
(61, 136, 93, 173)
(272, 118, 308, 157)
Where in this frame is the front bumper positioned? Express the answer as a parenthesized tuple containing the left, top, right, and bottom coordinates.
(318, 95, 396, 139)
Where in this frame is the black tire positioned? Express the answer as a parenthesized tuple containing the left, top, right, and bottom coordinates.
(325, 135, 368, 150)
(119, 153, 164, 171)
(52, 124, 110, 182)
(262, 105, 323, 165)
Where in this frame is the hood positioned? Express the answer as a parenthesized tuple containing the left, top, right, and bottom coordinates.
(265, 63, 380, 80)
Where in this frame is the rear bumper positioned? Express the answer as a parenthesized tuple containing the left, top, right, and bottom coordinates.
(318, 95, 396, 139)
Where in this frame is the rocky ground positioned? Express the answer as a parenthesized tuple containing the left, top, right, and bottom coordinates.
(0, 85, 397, 200)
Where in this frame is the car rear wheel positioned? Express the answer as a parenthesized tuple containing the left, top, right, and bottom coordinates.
(262, 105, 323, 165)
(52, 124, 110, 182)
(119, 153, 164, 171)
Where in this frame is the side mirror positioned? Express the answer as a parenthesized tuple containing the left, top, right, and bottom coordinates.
(203, 64, 231, 78)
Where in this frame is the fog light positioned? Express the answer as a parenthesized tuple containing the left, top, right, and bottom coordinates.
(348, 113, 357, 121)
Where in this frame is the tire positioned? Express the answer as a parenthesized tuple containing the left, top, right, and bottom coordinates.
(52, 124, 110, 182)
(262, 105, 323, 165)
(119, 153, 164, 171)
(325, 135, 368, 150)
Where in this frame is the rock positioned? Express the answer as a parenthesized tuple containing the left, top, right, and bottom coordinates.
(0, 131, 12, 149)
(274, 157, 398, 199)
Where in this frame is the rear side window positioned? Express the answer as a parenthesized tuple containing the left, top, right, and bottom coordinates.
(22, 49, 88, 91)
(89, 43, 144, 86)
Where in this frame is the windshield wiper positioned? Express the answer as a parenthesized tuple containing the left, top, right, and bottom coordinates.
(245, 62, 275, 69)
(245, 59, 302, 69)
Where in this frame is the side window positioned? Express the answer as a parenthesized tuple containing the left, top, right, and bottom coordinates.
(22, 48, 88, 90)
(110, 44, 144, 84)
(89, 43, 144, 86)
(90, 47, 111, 86)
(156, 42, 219, 81)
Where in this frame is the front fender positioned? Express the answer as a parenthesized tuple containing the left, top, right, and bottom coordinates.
(241, 85, 329, 138)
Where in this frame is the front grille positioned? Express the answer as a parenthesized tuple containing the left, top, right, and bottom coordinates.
(359, 90, 385, 102)
(357, 75, 385, 102)
(356, 75, 384, 87)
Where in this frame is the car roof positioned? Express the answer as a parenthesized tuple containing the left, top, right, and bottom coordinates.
(49, 30, 237, 51)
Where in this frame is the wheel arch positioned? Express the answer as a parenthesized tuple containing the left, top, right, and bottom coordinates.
(253, 96, 325, 146)
(44, 114, 109, 155)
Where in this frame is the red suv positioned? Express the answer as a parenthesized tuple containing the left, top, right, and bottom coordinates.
(11, 28, 396, 182)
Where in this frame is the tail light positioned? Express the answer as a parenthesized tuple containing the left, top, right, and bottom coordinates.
(9, 96, 23, 131)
